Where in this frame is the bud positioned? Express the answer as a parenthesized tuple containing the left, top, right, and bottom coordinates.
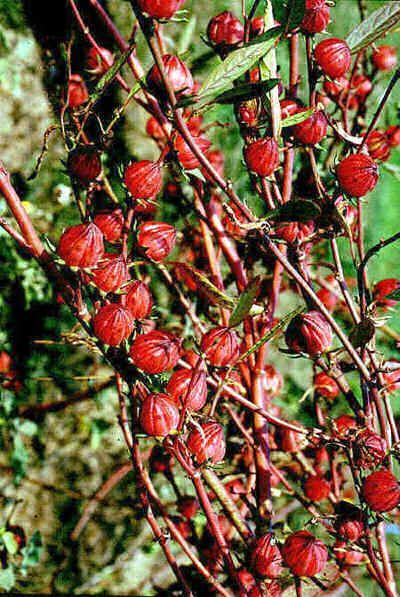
(362, 469, 400, 513)
(125, 280, 153, 319)
(353, 429, 387, 469)
(238, 101, 259, 128)
(140, 393, 180, 437)
(147, 55, 194, 98)
(137, 221, 176, 262)
(300, 0, 330, 34)
(314, 38, 351, 79)
(333, 541, 366, 566)
(58, 223, 104, 268)
(365, 130, 391, 162)
(137, 0, 186, 19)
(92, 254, 129, 293)
(174, 133, 212, 170)
(201, 327, 240, 367)
(304, 474, 331, 502)
(249, 533, 283, 579)
(275, 221, 315, 244)
(167, 368, 208, 411)
(285, 311, 332, 357)
(335, 503, 364, 542)
(336, 154, 379, 197)
(94, 210, 124, 243)
(244, 138, 280, 178)
(187, 421, 226, 464)
(207, 11, 244, 48)
(68, 147, 102, 183)
(93, 303, 134, 345)
(130, 330, 182, 374)
(282, 531, 328, 577)
(372, 45, 397, 71)
(292, 110, 327, 146)
(177, 496, 200, 519)
(124, 160, 163, 200)
(373, 278, 400, 308)
(387, 125, 400, 148)
(67, 74, 89, 108)
(314, 371, 340, 400)
(86, 46, 114, 76)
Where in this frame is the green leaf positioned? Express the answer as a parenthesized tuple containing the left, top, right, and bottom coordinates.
(2, 531, 19, 555)
(0, 567, 15, 591)
(286, 0, 306, 31)
(21, 531, 42, 572)
(386, 289, 400, 302)
(213, 79, 280, 105)
(281, 108, 314, 128)
(268, 200, 321, 223)
(198, 26, 281, 99)
(229, 277, 261, 327)
(346, 2, 400, 53)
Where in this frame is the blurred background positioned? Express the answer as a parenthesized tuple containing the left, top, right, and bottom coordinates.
(0, 0, 399, 593)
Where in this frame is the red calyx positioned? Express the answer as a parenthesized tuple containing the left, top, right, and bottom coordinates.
(292, 110, 327, 146)
(249, 533, 283, 579)
(372, 46, 397, 72)
(282, 530, 328, 577)
(304, 474, 331, 502)
(362, 469, 400, 513)
(147, 55, 194, 98)
(352, 74, 373, 101)
(315, 38, 351, 79)
(365, 130, 391, 162)
(207, 11, 244, 48)
(140, 393, 180, 437)
(187, 421, 226, 464)
(125, 280, 153, 320)
(130, 330, 182, 374)
(314, 371, 340, 400)
(58, 222, 104, 268)
(137, 220, 177, 262)
(332, 415, 357, 438)
(335, 503, 365, 542)
(68, 147, 102, 184)
(336, 153, 379, 197)
(91, 254, 129, 293)
(137, 0, 186, 19)
(353, 429, 387, 469)
(67, 74, 89, 108)
(201, 326, 240, 367)
(386, 125, 400, 148)
(285, 311, 332, 357)
(300, 0, 330, 34)
(0, 351, 12, 374)
(86, 46, 114, 76)
(94, 210, 124, 243)
(177, 496, 200, 519)
(244, 137, 280, 178)
(174, 133, 212, 170)
(93, 303, 134, 346)
(275, 221, 315, 244)
(166, 368, 208, 411)
(333, 540, 366, 567)
(124, 160, 163, 200)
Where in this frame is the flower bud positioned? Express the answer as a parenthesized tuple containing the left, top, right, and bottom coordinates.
(94, 210, 124, 243)
(207, 11, 244, 48)
(67, 74, 89, 108)
(137, 221, 177, 262)
(314, 371, 340, 400)
(249, 533, 283, 579)
(58, 222, 104, 268)
(300, 0, 330, 34)
(314, 38, 351, 79)
(140, 393, 180, 437)
(285, 311, 332, 357)
(282, 530, 328, 577)
(244, 138, 280, 178)
(304, 474, 331, 502)
(362, 469, 400, 512)
(92, 254, 129, 293)
(335, 503, 364, 542)
(137, 0, 186, 19)
(201, 327, 240, 367)
(167, 368, 207, 411)
(292, 110, 327, 146)
(130, 330, 182, 374)
(174, 134, 212, 170)
(68, 147, 102, 183)
(372, 45, 397, 71)
(147, 55, 194, 98)
(353, 429, 387, 469)
(336, 153, 379, 197)
(86, 46, 114, 76)
(365, 130, 391, 162)
(124, 160, 163, 200)
(387, 125, 400, 147)
(125, 280, 153, 319)
(93, 303, 134, 345)
(187, 421, 226, 464)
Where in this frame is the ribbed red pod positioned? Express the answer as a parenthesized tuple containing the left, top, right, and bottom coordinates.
(94, 210, 124, 243)
(147, 55, 194, 97)
(91, 254, 129, 293)
(58, 223, 104, 268)
(174, 134, 212, 170)
(285, 311, 332, 357)
(362, 469, 400, 512)
(333, 540, 367, 566)
(282, 530, 328, 577)
(249, 533, 283, 578)
(67, 74, 88, 108)
(124, 160, 163, 200)
(137, 221, 177, 262)
(366, 130, 391, 162)
(68, 147, 102, 183)
(336, 154, 379, 197)
(187, 421, 226, 464)
(292, 110, 327, 146)
(130, 330, 182, 374)
(372, 46, 397, 72)
(304, 475, 331, 502)
(92, 303, 134, 346)
(86, 46, 114, 76)
(167, 368, 207, 411)
(125, 280, 153, 319)
(387, 125, 400, 147)
(207, 11, 244, 48)
(314, 38, 351, 79)
(314, 372, 340, 400)
(244, 138, 280, 177)
(353, 429, 387, 469)
(140, 393, 180, 437)
(332, 415, 357, 438)
(201, 327, 240, 367)
(335, 503, 364, 542)
(300, 0, 330, 34)
(137, 0, 186, 19)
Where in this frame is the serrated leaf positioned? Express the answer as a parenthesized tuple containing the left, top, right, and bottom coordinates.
(346, 2, 400, 53)
(212, 79, 280, 104)
(268, 200, 321, 223)
(386, 289, 400, 302)
(198, 26, 281, 99)
(286, 0, 306, 31)
(229, 277, 261, 327)
(2, 531, 19, 555)
(281, 108, 314, 128)
(0, 567, 15, 591)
